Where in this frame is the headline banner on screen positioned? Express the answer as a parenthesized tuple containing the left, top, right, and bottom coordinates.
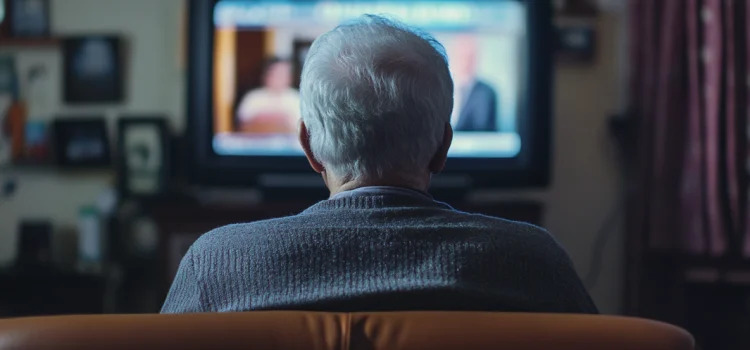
(214, 133, 521, 158)
(214, 1, 525, 31)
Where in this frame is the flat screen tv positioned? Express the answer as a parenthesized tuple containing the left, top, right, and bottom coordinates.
(187, 0, 553, 193)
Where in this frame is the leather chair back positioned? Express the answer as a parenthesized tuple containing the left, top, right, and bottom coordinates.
(0, 311, 695, 350)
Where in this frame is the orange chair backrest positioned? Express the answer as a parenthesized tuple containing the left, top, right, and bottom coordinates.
(0, 311, 695, 350)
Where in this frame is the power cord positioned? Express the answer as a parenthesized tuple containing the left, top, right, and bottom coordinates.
(582, 113, 635, 290)
(583, 199, 624, 289)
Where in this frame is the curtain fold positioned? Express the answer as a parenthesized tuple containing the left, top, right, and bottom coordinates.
(629, 0, 749, 259)
(626, 0, 750, 314)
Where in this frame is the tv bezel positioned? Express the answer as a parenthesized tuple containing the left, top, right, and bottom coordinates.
(187, 0, 552, 189)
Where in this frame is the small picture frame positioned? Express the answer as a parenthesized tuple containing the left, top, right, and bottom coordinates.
(51, 117, 111, 168)
(0, 1, 10, 38)
(554, 0, 598, 17)
(63, 36, 125, 104)
(9, 0, 50, 38)
(555, 24, 597, 63)
(117, 117, 169, 198)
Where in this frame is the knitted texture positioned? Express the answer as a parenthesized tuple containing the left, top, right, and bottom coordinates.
(161, 192, 598, 314)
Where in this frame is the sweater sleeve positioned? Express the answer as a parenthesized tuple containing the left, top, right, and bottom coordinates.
(161, 248, 207, 313)
(495, 225, 600, 314)
(554, 251, 600, 314)
(535, 233, 600, 314)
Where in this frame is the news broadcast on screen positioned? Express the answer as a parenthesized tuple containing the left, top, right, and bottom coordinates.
(211, 0, 527, 159)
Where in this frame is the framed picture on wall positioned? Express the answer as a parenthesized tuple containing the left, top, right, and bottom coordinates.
(51, 117, 111, 168)
(117, 117, 170, 198)
(555, 23, 596, 63)
(63, 36, 125, 104)
(0, 1, 9, 38)
(9, 0, 50, 38)
(554, 0, 598, 17)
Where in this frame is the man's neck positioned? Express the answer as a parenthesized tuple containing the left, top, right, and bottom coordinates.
(326, 175, 429, 198)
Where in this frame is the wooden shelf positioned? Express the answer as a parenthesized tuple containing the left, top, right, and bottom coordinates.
(0, 37, 60, 48)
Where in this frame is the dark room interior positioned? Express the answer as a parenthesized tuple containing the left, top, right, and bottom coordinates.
(0, 0, 746, 349)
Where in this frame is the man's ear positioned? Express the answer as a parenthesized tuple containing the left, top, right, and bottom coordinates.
(299, 120, 325, 173)
(428, 122, 453, 174)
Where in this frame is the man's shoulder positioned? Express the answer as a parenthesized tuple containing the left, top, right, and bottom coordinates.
(457, 211, 564, 249)
(474, 79, 494, 90)
(451, 208, 546, 232)
(472, 80, 497, 97)
(187, 207, 561, 256)
(189, 214, 305, 253)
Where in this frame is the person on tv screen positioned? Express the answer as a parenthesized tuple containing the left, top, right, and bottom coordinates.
(162, 15, 598, 315)
(449, 35, 499, 132)
(236, 57, 301, 134)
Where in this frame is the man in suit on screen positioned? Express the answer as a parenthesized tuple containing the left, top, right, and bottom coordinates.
(449, 35, 499, 132)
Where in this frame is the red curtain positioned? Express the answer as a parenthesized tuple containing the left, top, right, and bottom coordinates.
(628, 0, 749, 258)
(625, 0, 750, 315)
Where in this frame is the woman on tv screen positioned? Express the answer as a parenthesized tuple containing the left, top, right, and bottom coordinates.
(236, 57, 301, 134)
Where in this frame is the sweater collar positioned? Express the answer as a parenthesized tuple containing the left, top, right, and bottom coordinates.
(329, 186, 433, 200)
(303, 186, 452, 212)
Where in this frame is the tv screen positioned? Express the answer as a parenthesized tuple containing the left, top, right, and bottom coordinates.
(188, 0, 552, 190)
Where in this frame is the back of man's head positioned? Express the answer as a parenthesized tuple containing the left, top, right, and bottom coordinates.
(300, 14, 454, 181)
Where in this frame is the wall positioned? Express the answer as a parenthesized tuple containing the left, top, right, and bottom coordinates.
(0, 1, 626, 314)
(0, 0, 184, 263)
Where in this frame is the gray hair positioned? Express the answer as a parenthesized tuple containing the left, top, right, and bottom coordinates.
(300, 14, 453, 180)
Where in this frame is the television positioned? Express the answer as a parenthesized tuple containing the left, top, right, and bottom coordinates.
(187, 0, 553, 195)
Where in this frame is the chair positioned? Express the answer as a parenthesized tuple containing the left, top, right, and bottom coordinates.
(0, 311, 695, 350)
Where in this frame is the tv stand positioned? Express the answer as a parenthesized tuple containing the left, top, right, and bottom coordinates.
(255, 173, 478, 202)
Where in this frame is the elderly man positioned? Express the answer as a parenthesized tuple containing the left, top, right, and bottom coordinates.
(162, 15, 598, 314)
